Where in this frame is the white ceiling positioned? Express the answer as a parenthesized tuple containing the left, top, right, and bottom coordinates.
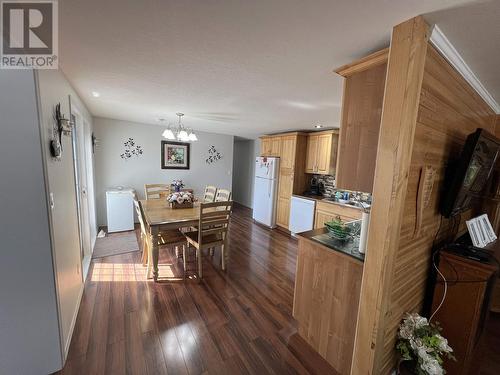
(59, 0, 496, 139)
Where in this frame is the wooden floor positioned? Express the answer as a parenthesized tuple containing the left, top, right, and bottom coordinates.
(58, 204, 336, 375)
(57, 203, 500, 375)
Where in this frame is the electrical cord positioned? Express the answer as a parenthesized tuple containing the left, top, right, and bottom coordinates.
(430, 249, 447, 322)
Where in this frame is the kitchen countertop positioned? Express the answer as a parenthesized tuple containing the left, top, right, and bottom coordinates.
(292, 193, 368, 211)
(297, 227, 365, 262)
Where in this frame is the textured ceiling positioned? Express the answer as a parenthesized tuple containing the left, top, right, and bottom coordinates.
(59, 0, 492, 139)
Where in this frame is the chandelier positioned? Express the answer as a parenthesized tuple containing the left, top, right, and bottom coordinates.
(161, 113, 198, 142)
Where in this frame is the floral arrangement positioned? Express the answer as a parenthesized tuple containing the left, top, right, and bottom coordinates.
(397, 313, 454, 375)
(166, 191, 196, 205)
(171, 179, 185, 192)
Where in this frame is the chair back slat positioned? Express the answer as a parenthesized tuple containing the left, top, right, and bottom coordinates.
(145, 184, 170, 199)
(198, 201, 232, 243)
(215, 189, 231, 202)
(203, 185, 217, 203)
(134, 200, 147, 234)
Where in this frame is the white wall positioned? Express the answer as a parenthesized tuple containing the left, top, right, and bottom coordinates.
(36, 69, 95, 359)
(93, 117, 234, 226)
(0, 70, 62, 374)
(232, 139, 260, 208)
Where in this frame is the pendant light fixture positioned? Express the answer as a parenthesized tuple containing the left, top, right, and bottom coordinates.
(161, 113, 198, 142)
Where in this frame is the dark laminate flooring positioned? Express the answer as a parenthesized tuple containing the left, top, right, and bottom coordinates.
(57, 204, 336, 375)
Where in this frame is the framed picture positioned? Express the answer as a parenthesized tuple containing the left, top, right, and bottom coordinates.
(161, 141, 190, 169)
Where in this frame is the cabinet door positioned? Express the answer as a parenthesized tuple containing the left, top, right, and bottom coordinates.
(305, 135, 318, 173)
(278, 170, 293, 198)
(316, 134, 332, 174)
(336, 63, 386, 192)
(280, 136, 296, 170)
(261, 138, 272, 156)
(277, 196, 291, 228)
(314, 209, 338, 229)
(271, 137, 282, 157)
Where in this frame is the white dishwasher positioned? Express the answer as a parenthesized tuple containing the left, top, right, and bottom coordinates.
(289, 196, 316, 235)
(106, 188, 136, 233)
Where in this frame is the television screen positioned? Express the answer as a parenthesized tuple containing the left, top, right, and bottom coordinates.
(441, 128, 500, 218)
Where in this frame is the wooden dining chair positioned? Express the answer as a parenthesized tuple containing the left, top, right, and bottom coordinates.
(215, 188, 231, 202)
(134, 200, 187, 279)
(144, 184, 170, 199)
(133, 199, 149, 265)
(203, 185, 217, 203)
(183, 201, 233, 279)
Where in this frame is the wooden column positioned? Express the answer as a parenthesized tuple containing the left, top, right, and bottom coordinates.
(350, 16, 429, 374)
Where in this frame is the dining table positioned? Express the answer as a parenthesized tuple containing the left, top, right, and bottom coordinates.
(139, 199, 201, 281)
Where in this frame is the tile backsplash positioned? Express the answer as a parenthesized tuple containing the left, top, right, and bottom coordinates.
(311, 174, 372, 203)
(313, 174, 336, 196)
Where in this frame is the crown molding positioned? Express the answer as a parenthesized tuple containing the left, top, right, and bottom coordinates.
(429, 25, 500, 114)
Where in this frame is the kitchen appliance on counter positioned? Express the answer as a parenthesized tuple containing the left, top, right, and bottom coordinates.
(305, 176, 324, 195)
(289, 196, 316, 235)
(252, 157, 280, 228)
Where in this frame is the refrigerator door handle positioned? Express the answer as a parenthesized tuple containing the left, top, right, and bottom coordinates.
(268, 179, 272, 197)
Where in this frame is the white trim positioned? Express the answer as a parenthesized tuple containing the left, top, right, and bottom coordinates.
(429, 25, 500, 114)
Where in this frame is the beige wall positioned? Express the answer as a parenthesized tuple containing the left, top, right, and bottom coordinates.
(36, 69, 95, 358)
(0, 70, 63, 374)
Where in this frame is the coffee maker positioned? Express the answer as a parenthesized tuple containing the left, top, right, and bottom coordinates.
(308, 176, 323, 195)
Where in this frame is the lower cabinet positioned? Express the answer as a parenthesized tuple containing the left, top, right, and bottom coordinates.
(293, 236, 363, 374)
(314, 201, 362, 229)
(276, 196, 290, 228)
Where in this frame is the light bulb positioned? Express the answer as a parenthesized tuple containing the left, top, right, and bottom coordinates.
(162, 129, 175, 140)
(188, 132, 198, 141)
(178, 130, 188, 141)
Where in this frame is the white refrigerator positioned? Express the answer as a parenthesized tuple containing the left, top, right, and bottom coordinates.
(252, 157, 280, 228)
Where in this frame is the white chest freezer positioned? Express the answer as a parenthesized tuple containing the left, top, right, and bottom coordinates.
(106, 188, 136, 233)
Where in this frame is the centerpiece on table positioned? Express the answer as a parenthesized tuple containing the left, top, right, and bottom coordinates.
(396, 312, 455, 375)
(166, 191, 196, 209)
(171, 179, 185, 192)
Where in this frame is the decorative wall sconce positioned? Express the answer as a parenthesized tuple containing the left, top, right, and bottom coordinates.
(50, 103, 73, 159)
(91, 133, 99, 154)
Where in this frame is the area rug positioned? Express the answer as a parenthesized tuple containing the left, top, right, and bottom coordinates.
(92, 231, 139, 259)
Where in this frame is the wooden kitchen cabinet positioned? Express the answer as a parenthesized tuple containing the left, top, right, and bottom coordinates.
(260, 136, 282, 157)
(260, 137, 272, 156)
(260, 132, 308, 230)
(293, 234, 363, 374)
(335, 49, 388, 193)
(314, 200, 362, 229)
(305, 130, 339, 175)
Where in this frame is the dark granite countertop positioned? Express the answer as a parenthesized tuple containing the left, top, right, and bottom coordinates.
(297, 227, 365, 263)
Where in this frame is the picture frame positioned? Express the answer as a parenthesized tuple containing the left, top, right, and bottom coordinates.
(161, 141, 190, 169)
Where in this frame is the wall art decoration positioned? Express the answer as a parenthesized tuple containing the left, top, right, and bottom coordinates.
(161, 141, 190, 169)
(50, 103, 73, 159)
(120, 138, 143, 159)
(206, 145, 222, 164)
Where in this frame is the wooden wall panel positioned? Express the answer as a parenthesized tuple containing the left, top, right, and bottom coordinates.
(378, 45, 497, 374)
(351, 16, 430, 374)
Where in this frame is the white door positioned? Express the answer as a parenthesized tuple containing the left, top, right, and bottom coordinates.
(72, 108, 93, 277)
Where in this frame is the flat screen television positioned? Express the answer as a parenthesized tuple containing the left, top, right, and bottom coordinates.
(441, 128, 500, 218)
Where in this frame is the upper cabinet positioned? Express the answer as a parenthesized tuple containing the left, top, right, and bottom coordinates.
(305, 130, 339, 175)
(260, 136, 281, 157)
(334, 49, 388, 193)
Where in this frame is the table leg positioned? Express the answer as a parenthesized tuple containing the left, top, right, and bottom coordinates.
(151, 226, 160, 281)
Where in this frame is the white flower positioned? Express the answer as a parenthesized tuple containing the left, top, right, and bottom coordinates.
(421, 357, 443, 375)
(436, 335, 453, 353)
